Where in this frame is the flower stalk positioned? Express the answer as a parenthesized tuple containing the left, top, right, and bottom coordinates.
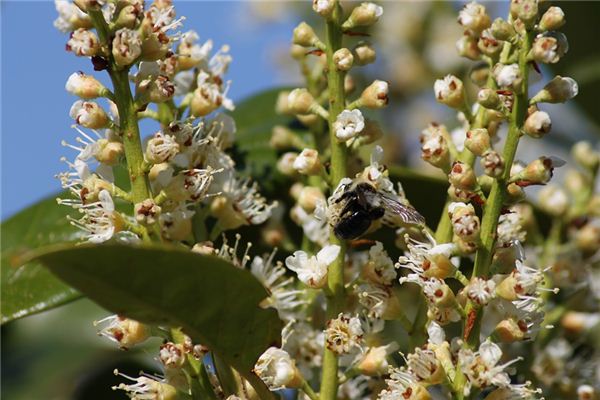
(320, 2, 348, 399)
(465, 30, 534, 348)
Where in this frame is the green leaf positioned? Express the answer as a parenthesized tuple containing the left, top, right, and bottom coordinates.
(1, 165, 132, 324)
(231, 87, 292, 190)
(30, 243, 283, 373)
(1, 194, 80, 324)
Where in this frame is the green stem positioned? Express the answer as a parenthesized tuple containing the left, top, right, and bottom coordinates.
(320, 4, 347, 400)
(464, 30, 534, 348)
(89, 10, 152, 210)
(301, 379, 319, 400)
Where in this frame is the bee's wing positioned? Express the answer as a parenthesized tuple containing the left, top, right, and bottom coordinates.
(379, 193, 426, 225)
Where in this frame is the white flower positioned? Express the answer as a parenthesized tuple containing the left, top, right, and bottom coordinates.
(427, 321, 445, 345)
(254, 347, 299, 389)
(334, 109, 365, 141)
(495, 64, 521, 88)
(145, 132, 180, 164)
(312, 0, 335, 16)
(356, 283, 391, 319)
(54, 0, 89, 32)
(434, 74, 464, 108)
(466, 277, 496, 305)
(460, 339, 522, 390)
(497, 211, 526, 247)
(66, 28, 99, 56)
(458, 2, 490, 33)
(293, 148, 321, 175)
(283, 322, 323, 379)
(325, 313, 364, 355)
(112, 370, 177, 400)
(378, 368, 427, 400)
(69, 100, 110, 129)
(285, 245, 340, 288)
(112, 28, 142, 67)
(250, 251, 307, 320)
(68, 189, 118, 243)
(363, 241, 396, 285)
(94, 315, 150, 349)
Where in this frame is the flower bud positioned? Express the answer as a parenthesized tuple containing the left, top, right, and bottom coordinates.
(72, 0, 102, 11)
(491, 18, 516, 41)
(448, 161, 477, 190)
(192, 241, 216, 255)
(94, 315, 150, 349)
(465, 128, 491, 156)
(470, 64, 489, 86)
(356, 345, 393, 376)
(293, 148, 322, 175)
(190, 88, 218, 117)
(434, 75, 465, 109)
(510, 0, 538, 28)
(523, 110, 551, 138)
(574, 221, 600, 254)
(538, 185, 569, 216)
(112, 28, 142, 67)
(297, 114, 320, 127)
(96, 140, 124, 165)
(275, 91, 293, 115)
(539, 6, 565, 31)
(530, 75, 578, 104)
(160, 208, 193, 241)
(360, 80, 389, 109)
(65, 72, 108, 99)
(288, 88, 316, 115)
(353, 41, 376, 65)
(298, 186, 325, 212)
(255, 348, 302, 389)
(70, 100, 110, 129)
(456, 34, 481, 60)
(477, 29, 502, 57)
(572, 141, 600, 171)
(114, 4, 143, 29)
(66, 28, 100, 57)
(477, 88, 500, 110)
(481, 150, 504, 177)
(313, 0, 335, 18)
(159, 342, 186, 369)
(448, 202, 480, 241)
(494, 63, 522, 90)
(270, 126, 302, 150)
(342, 2, 383, 29)
(530, 33, 568, 64)
(561, 311, 600, 333)
(135, 199, 162, 225)
(293, 22, 320, 47)
(494, 318, 526, 342)
(506, 183, 525, 203)
(458, 2, 491, 34)
(577, 385, 597, 400)
(277, 152, 298, 176)
(344, 74, 355, 94)
(512, 156, 564, 186)
(420, 123, 451, 170)
(333, 48, 354, 71)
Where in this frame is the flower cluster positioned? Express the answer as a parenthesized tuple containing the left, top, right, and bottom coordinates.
(48, 1, 599, 400)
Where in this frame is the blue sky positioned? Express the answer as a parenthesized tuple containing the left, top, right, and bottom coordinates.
(1, 1, 299, 219)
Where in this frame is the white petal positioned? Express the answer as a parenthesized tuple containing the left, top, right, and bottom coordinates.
(479, 340, 502, 366)
(285, 251, 309, 272)
(99, 190, 114, 212)
(316, 245, 340, 266)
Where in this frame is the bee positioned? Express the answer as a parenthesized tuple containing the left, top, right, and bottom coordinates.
(328, 180, 425, 240)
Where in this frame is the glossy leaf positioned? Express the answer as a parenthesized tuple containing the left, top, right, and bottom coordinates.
(1, 194, 80, 324)
(231, 87, 292, 191)
(29, 243, 283, 372)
